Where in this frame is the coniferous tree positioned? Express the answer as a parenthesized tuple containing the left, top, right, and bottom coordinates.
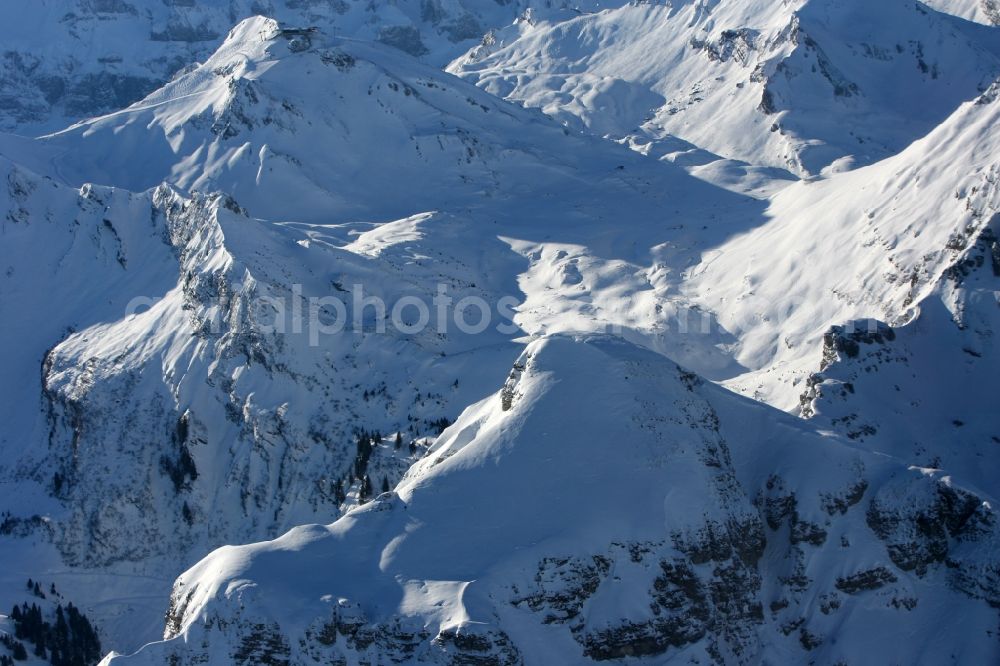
(381, 476, 390, 493)
(359, 474, 372, 502)
(182, 502, 194, 525)
(56, 603, 65, 624)
(354, 431, 374, 478)
(6, 596, 101, 665)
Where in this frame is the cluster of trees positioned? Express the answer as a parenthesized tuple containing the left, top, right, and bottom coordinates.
(325, 422, 443, 507)
(1, 633, 28, 663)
(324, 429, 413, 505)
(354, 474, 392, 503)
(52, 472, 66, 495)
(361, 383, 388, 401)
(355, 428, 404, 502)
(2, 580, 101, 666)
(353, 429, 382, 479)
(358, 474, 374, 503)
(427, 417, 452, 435)
(26, 579, 48, 600)
(161, 414, 198, 492)
(331, 476, 348, 504)
(0, 511, 16, 536)
(160, 444, 197, 492)
(396, 429, 420, 455)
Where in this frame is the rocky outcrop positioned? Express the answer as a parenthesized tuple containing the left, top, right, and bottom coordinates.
(867, 473, 996, 580)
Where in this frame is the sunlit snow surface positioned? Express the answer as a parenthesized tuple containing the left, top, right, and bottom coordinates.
(0, 3, 997, 664)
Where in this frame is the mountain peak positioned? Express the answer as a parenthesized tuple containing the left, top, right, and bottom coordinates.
(1, 2, 999, 664)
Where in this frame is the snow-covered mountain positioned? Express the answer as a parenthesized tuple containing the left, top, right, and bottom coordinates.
(3, 17, 683, 224)
(0, 15, 761, 654)
(0, 1, 998, 665)
(452, 0, 1000, 176)
(1, 0, 686, 136)
(0, 0, 511, 135)
(104, 335, 1000, 665)
(927, 0, 1000, 25)
(685, 78, 1000, 496)
(0, 12, 769, 570)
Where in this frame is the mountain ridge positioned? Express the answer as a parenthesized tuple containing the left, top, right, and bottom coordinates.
(0, 3, 998, 664)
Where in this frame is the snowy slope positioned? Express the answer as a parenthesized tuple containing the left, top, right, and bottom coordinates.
(103, 335, 1000, 665)
(0, 155, 524, 652)
(0, 0, 687, 137)
(0, 17, 772, 654)
(3, 15, 780, 380)
(685, 77, 1000, 412)
(0, 159, 192, 651)
(798, 215, 1000, 499)
(0, 14, 765, 567)
(452, 0, 1000, 176)
(3, 17, 697, 224)
(0, 0, 513, 135)
(926, 0, 1000, 25)
(0, 2, 998, 664)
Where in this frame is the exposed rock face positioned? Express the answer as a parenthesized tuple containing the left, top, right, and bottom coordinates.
(576, 542, 764, 663)
(867, 472, 999, 598)
(819, 321, 897, 372)
(454, 0, 1000, 175)
(1, 3, 999, 665)
(799, 210, 1000, 496)
(512, 533, 766, 663)
(99, 336, 1000, 665)
(835, 566, 898, 594)
(35, 189, 489, 569)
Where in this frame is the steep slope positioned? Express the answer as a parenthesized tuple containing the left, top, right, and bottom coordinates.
(0, 157, 195, 649)
(681, 76, 1000, 501)
(4, 17, 705, 224)
(0, 0, 514, 135)
(2, 5, 999, 664)
(452, 0, 1000, 176)
(3, 16, 776, 380)
(685, 79, 998, 387)
(926, 0, 1000, 25)
(0, 17, 776, 654)
(798, 215, 1000, 497)
(0, 156, 524, 652)
(0, 15, 761, 568)
(103, 335, 1000, 665)
(0, 158, 177, 458)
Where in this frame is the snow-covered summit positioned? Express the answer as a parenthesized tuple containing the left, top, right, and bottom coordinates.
(0, 1, 999, 663)
(0, 0, 513, 135)
(453, 0, 1000, 176)
(104, 334, 1000, 664)
(0, 17, 762, 653)
(4, 15, 699, 226)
